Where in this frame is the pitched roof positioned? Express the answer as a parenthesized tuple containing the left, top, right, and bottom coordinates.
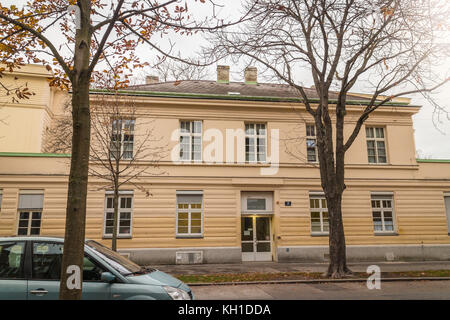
(128, 80, 371, 102)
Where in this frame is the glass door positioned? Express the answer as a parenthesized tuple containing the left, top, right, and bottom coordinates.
(241, 216, 272, 261)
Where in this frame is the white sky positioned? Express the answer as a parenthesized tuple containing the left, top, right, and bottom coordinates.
(5, 0, 450, 158)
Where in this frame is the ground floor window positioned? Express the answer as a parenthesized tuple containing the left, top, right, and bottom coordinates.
(103, 192, 133, 238)
(176, 192, 203, 237)
(371, 194, 395, 233)
(309, 193, 329, 235)
(17, 191, 44, 236)
(444, 195, 450, 233)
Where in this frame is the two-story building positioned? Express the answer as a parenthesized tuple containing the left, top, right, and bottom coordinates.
(0, 64, 449, 265)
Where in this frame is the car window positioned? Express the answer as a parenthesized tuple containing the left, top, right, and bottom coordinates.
(82, 255, 106, 282)
(0, 241, 25, 279)
(32, 242, 63, 280)
(31, 242, 107, 281)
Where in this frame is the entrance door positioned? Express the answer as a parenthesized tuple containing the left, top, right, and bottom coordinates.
(241, 216, 272, 261)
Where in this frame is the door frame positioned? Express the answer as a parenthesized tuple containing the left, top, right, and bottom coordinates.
(241, 215, 273, 262)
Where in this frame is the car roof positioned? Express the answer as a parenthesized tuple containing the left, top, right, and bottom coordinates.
(0, 236, 92, 243)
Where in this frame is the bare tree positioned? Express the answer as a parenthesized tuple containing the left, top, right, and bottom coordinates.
(44, 92, 167, 252)
(208, 0, 450, 278)
(0, 0, 255, 299)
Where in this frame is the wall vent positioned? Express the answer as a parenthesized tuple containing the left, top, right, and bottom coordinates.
(176, 251, 203, 265)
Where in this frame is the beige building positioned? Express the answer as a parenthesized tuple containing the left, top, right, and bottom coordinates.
(0, 64, 449, 264)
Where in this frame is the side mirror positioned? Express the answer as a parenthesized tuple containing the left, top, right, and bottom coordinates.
(101, 272, 116, 283)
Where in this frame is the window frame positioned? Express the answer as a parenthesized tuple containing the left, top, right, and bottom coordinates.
(306, 124, 318, 163)
(371, 193, 397, 235)
(110, 118, 135, 161)
(309, 193, 329, 236)
(179, 120, 203, 162)
(365, 126, 388, 164)
(17, 210, 42, 236)
(241, 192, 273, 215)
(102, 191, 134, 239)
(176, 191, 203, 238)
(245, 123, 267, 163)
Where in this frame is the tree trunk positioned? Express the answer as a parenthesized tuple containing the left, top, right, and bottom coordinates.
(59, 1, 92, 300)
(112, 187, 119, 251)
(58, 79, 91, 299)
(326, 193, 351, 278)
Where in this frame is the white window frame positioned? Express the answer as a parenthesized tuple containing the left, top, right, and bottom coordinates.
(306, 124, 318, 163)
(176, 191, 203, 238)
(103, 191, 134, 239)
(371, 193, 396, 234)
(309, 193, 329, 235)
(16, 190, 44, 236)
(111, 119, 135, 160)
(241, 192, 273, 215)
(179, 120, 202, 162)
(245, 123, 267, 163)
(17, 210, 42, 236)
(366, 126, 387, 164)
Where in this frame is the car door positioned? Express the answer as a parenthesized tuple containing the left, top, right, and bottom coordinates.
(27, 241, 111, 300)
(0, 241, 27, 300)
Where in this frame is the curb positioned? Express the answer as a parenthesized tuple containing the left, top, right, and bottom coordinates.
(186, 277, 450, 286)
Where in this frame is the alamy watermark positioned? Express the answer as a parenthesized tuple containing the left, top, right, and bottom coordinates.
(170, 128, 280, 175)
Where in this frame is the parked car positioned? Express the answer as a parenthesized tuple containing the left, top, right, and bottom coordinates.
(0, 236, 193, 300)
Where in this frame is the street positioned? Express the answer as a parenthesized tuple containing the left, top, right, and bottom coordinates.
(191, 280, 450, 300)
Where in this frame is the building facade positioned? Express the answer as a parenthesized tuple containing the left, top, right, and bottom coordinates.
(0, 65, 450, 265)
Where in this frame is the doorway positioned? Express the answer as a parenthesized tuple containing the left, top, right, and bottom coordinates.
(241, 216, 272, 261)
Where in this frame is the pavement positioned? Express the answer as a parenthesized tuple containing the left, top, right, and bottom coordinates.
(150, 260, 450, 275)
(191, 280, 450, 300)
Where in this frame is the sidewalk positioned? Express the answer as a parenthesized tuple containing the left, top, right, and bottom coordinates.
(150, 261, 450, 275)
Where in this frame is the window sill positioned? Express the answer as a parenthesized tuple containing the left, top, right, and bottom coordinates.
(102, 235, 132, 239)
(176, 235, 204, 239)
(311, 232, 329, 237)
(374, 232, 398, 236)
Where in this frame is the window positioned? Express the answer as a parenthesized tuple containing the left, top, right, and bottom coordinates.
(245, 123, 266, 162)
(366, 127, 387, 163)
(241, 192, 273, 214)
(176, 192, 203, 237)
(103, 192, 133, 238)
(444, 195, 450, 233)
(0, 241, 25, 279)
(17, 192, 43, 236)
(371, 194, 395, 233)
(309, 194, 329, 235)
(32, 242, 63, 280)
(0, 190, 2, 211)
(110, 119, 135, 160)
(306, 124, 318, 162)
(180, 121, 202, 161)
(31, 242, 106, 281)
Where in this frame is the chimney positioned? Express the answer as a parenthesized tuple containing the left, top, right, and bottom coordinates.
(217, 65, 230, 84)
(146, 75, 159, 84)
(244, 67, 257, 84)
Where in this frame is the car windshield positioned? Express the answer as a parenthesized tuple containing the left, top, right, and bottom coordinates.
(86, 240, 142, 275)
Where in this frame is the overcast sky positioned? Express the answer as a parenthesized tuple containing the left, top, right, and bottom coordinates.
(6, 0, 450, 159)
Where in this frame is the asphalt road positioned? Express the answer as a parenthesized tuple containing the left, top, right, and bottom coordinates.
(191, 280, 450, 300)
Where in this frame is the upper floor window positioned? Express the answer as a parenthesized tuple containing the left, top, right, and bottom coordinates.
(180, 121, 202, 161)
(110, 119, 135, 160)
(103, 192, 133, 238)
(366, 127, 387, 164)
(309, 193, 329, 235)
(176, 192, 203, 237)
(371, 194, 395, 234)
(306, 124, 318, 162)
(17, 191, 44, 236)
(444, 194, 450, 233)
(245, 123, 266, 163)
